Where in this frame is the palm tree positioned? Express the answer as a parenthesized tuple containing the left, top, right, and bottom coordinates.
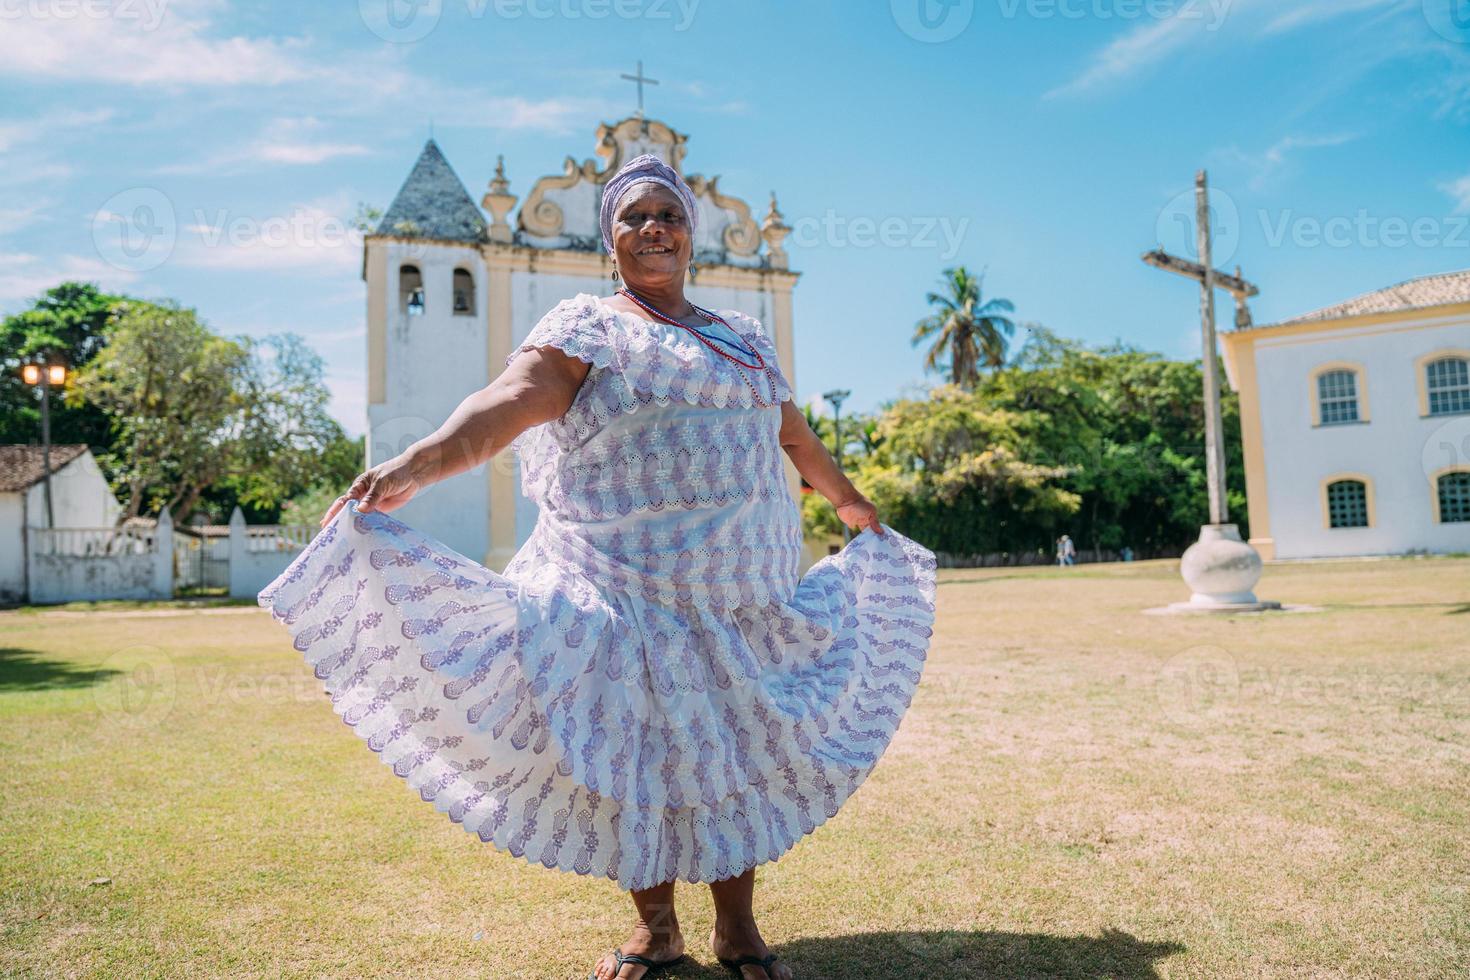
(912, 266, 1017, 389)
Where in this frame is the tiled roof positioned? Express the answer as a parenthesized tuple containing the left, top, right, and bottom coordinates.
(375, 139, 488, 244)
(0, 444, 89, 492)
(1263, 268, 1470, 327)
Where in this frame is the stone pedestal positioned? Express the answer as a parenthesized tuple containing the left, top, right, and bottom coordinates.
(1170, 523, 1281, 613)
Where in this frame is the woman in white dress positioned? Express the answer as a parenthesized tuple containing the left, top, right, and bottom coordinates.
(260, 154, 937, 980)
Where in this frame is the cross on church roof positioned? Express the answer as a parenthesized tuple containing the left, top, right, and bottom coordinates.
(620, 60, 658, 117)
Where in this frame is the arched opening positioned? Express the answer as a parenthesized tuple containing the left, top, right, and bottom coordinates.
(400, 264, 425, 316)
(1436, 470, 1470, 523)
(1325, 479, 1369, 528)
(453, 268, 475, 316)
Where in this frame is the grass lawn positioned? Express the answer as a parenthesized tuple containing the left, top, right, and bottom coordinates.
(2, 557, 1467, 978)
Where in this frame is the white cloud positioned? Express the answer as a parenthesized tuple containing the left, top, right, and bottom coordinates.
(0, 253, 139, 305)
(0, 198, 55, 236)
(1262, 0, 1400, 35)
(1046, 0, 1409, 99)
(0, 108, 116, 153)
(1217, 133, 1358, 189)
(171, 201, 364, 274)
(1442, 174, 1470, 214)
(1044, 0, 1251, 99)
(0, 4, 315, 86)
(153, 117, 373, 175)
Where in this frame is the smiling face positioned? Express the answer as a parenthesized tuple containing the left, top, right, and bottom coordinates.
(611, 182, 693, 293)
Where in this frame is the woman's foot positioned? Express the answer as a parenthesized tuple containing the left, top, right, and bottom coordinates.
(590, 922, 686, 979)
(710, 922, 792, 979)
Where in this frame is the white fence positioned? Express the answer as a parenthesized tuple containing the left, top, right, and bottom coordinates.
(23, 505, 313, 605)
(27, 509, 174, 604)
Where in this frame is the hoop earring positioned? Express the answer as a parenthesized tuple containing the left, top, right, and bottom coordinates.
(688, 261, 698, 283)
(611, 264, 619, 282)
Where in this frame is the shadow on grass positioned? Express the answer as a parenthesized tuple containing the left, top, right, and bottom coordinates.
(0, 648, 120, 692)
(667, 928, 1184, 979)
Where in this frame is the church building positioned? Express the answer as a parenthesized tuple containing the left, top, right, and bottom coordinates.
(1221, 269, 1470, 559)
(361, 115, 801, 569)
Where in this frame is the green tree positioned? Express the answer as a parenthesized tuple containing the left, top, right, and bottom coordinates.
(0, 282, 123, 446)
(911, 266, 1017, 389)
(72, 301, 346, 524)
(72, 300, 248, 522)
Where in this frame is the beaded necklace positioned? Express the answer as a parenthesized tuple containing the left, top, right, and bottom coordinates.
(616, 287, 778, 405)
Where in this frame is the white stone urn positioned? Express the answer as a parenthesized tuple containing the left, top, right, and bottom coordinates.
(1177, 523, 1277, 610)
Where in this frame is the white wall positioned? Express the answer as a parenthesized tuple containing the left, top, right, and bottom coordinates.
(366, 240, 491, 562)
(23, 451, 122, 528)
(0, 452, 125, 604)
(1253, 313, 1470, 558)
(0, 494, 23, 604)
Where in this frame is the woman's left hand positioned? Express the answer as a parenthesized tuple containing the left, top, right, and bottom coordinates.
(835, 494, 884, 535)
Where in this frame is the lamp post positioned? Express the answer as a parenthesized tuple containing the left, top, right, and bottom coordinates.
(21, 359, 68, 530)
(822, 388, 852, 544)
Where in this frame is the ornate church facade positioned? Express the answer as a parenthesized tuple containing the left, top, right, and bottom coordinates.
(361, 116, 801, 569)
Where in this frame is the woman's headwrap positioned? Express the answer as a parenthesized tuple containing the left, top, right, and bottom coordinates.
(598, 153, 699, 256)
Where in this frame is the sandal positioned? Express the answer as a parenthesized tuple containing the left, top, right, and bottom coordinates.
(588, 947, 687, 979)
(717, 952, 780, 978)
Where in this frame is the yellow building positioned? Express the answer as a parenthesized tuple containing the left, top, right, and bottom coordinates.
(1221, 269, 1470, 560)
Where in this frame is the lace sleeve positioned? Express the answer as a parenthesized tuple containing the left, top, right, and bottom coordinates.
(506, 296, 614, 371)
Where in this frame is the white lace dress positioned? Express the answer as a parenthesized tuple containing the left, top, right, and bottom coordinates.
(257, 292, 938, 891)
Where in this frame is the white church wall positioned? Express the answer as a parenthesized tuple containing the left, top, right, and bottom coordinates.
(367, 240, 491, 562)
(1254, 314, 1470, 558)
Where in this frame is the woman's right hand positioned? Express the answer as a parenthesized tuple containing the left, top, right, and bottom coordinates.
(319, 453, 433, 528)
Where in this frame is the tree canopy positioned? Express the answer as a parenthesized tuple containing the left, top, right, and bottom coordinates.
(5, 282, 357, 525)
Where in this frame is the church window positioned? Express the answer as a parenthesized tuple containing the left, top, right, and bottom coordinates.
(400, 264, 425, 316)
(1426, 356, 1470, 416)
(1316, 369, 1360, 425)
(453, 268, 475, 316)
(1326, 480, 1369, 529)
(1437, 471, 1470, 523)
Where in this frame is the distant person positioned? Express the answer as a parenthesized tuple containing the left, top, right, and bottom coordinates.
(1057, 534, 1076, 566)
(1121, 545, 1134, 562)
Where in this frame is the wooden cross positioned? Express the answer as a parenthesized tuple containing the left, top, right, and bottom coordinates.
(620, 60, 659, 117)
(1141, 170, 1260, 526)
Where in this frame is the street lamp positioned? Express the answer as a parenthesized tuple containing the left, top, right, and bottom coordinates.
(20, 358, 68, 529)
(822, 388, 852, 544)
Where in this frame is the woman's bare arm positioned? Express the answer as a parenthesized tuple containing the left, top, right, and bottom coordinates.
(776, 399, 883, 534)
(404, 347, 591, 484)
(319, 346, 589, 525)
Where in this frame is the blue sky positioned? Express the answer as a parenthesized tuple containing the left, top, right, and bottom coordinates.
(5, 0, 1470, 432)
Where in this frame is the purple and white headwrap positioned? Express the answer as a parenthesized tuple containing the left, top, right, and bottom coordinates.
(598, 152, 699, 255)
